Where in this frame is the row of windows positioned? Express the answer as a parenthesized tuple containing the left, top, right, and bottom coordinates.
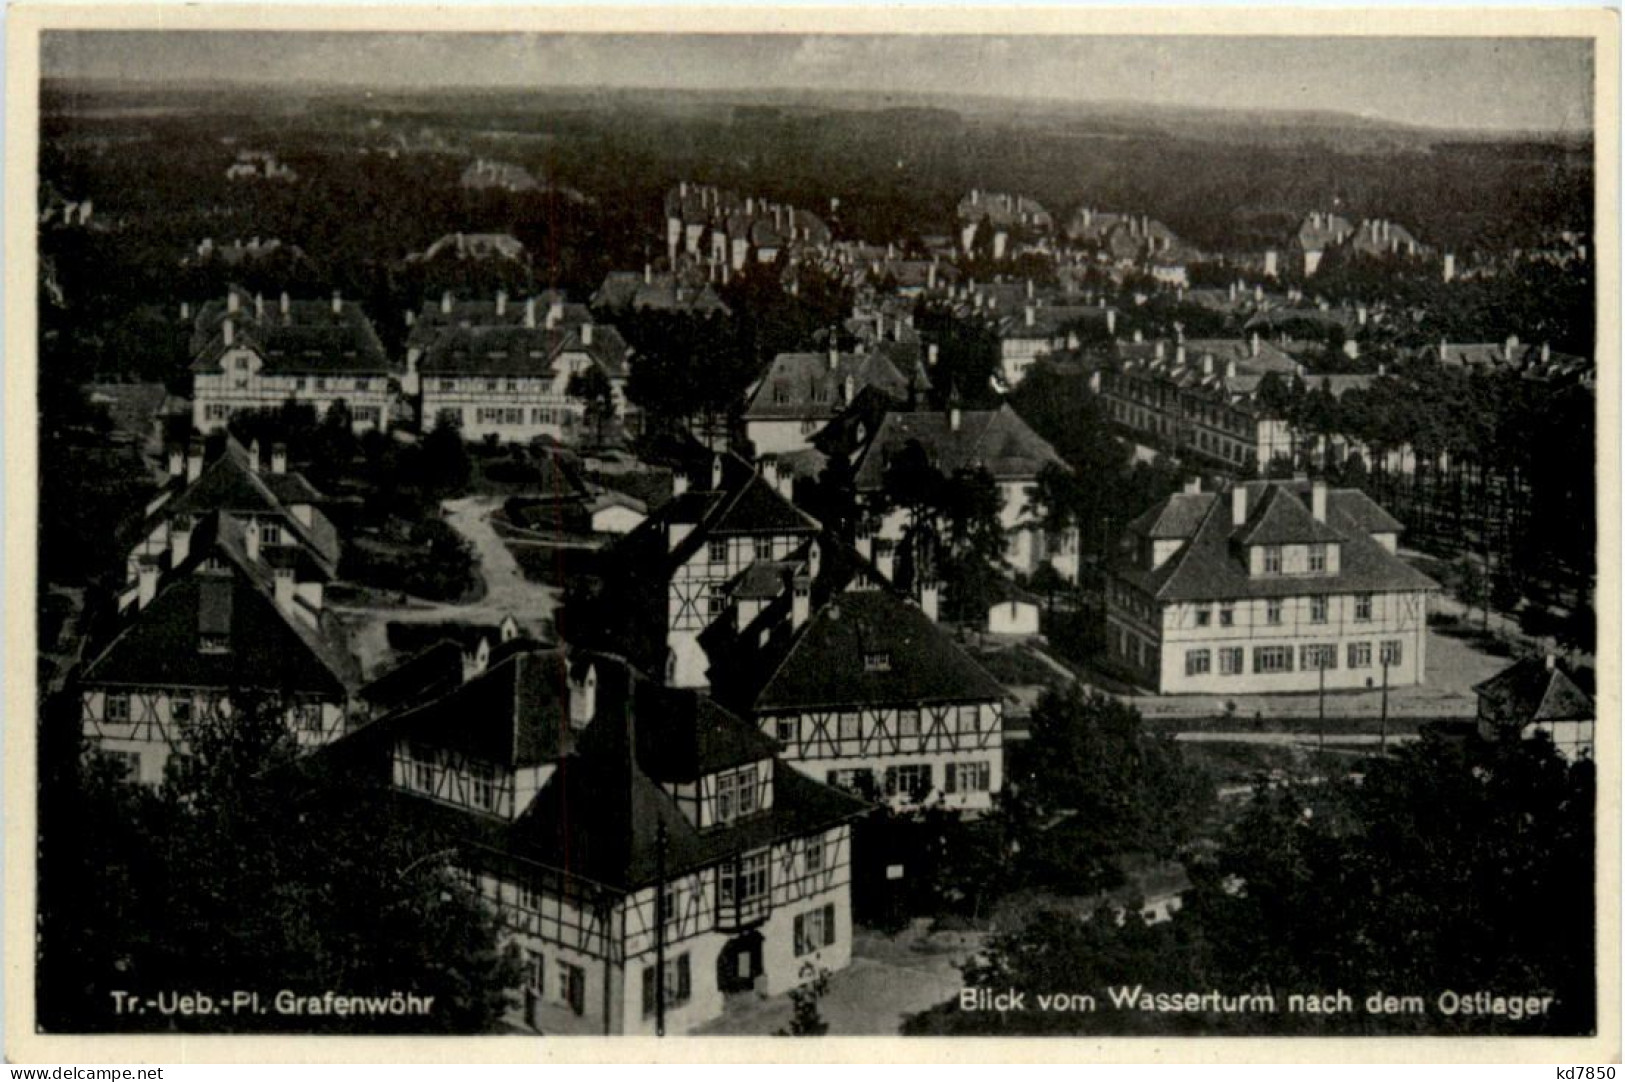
(640, 955, 693, 1018)
(102, 692, 322, 733)
(775, 705, 988, 745)
(713, 763, 762, 825)
(405, 745, 501, 813)
(1186, 593, 1375, 628)
(823, 760, 992, 799)
(708, 538, 783, 565)
(1184, 639, 1405, 677)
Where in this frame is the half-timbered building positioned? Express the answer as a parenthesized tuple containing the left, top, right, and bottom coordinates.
(709, 584, 1008, 811)
(1106, 479, 1437, 694)
(79, 511, 361, 784)
(122, 434, 339, 613)
(352, 647, 866, 1035)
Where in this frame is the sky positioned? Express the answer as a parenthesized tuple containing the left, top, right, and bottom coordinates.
(41, 32, 1595, 134)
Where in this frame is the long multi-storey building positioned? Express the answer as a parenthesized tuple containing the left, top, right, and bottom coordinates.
(404, 291, 633, 443)
(1106, 479, 1436, 694)
(353, 646, 865, 1035)
(190, 287, 395, 432)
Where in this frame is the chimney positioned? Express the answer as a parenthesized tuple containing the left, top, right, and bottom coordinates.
(273, 566, 296, 611)
(1250, 332, 1261, 358)
(1026, 278, 1035, 300)
(843, 374, 855, 404)
(1357, 305, 1368, 326)
(919, 581, 940, 622)
(331, 290, 343, 315)
(524, 297, 537, 328)
(829, 345, 839, 372)
(180, 301, 191, 321)
(1442, 253, 1456, 283)
(1311, 480, 1327, 523)
(1541, 342, 1551, 363)
(928, 343, 939, 367)
(404, 309, 416, 328)
(1231, 485, 1248, 527)
(1106, 308, 1117, 335)
(271, 443, 287, 474)
(138, 563, 160, 610)
(582, 323, 594, 346)
(644, 263, 653, 285)
(1545, 653, 1556, 672)
(248, 439, 261, 473)
(1184, 477, 1202, 495)
(1202, 355, 1214, 376)
(1343, 339, 1359, 360)
(569, 663, 598, 730)
(950, 405, 962, 432)
(167, 446, 185, 477)
(254, 293, 265, 319)
(1504, 334, 1519, 362)
(1225, 358, 1237, 381)
(496, 290, 508, 317)
(280, 291, 290, 317)
(441, 291, 453, 315)
(1025, 304, 1036, 328)
(186, 439, 204, 483)
(227, 291, 240, 314)
(222, 318, 235, 347)
(1175, 345, 1187, 368)
(791, 582, 810, 630)
(1264, 249, 1278, 278)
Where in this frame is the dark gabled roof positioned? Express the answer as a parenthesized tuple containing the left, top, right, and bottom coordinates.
(753, 587, 1006, 711)
(82, 523, 358, 696)
(415, 321, 630, 380)
(359, 640, 466, 711)
(707, 469, 821, 537)
(157, 438, 340, 573)
(1113, 484, 1437, 602)
(852, 403, 1065, 490)
(386, 620, 505, 657)
(386, 648, 575, 769)
(1127, 492, 1211, 540)
(743, 351, 916, 422)
(1473, 658, 1595, 726)
(190, 294, 392, 376)
(1236, 485, 1345, 546)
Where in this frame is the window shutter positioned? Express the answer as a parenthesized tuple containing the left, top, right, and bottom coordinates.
(642, 966, 655, 1017)
(920, 765, 933, 795)
(823, 903, 836, 946)
(944, 764, 957, 794)
(979, 762, 991, 790)
(884, 767, 897, 796)
(678, 954, 691, 999)
(794, 913, 806, 955)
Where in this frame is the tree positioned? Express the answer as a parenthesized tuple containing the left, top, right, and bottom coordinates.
(37, 693, 521, 1033)
(421, 413, 473, 497)
(777, 964, 832, 1036)
(566, 365, 616, 446)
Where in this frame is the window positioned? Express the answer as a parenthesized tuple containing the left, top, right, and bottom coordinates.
(314, 378, 327, 391)
(517, 878, 541, 912)
(794, 904, 837, 957)
(775, 717, 797, 745)
(1348, 642, 1372, 669)
(1185, 649, 1211, 676)
(897, 709, 920, 738)
(1266, 600, 1283, 626)
(642, 954, 692, 1017)
(1194, 607, 1211, 627)
(1219, 647, 1244, 675)
(170, 694, 192, 724)
(439, 379, 455, 392)
(1309, 544, 1327, 573)
(957, 705, 981, 733)
(296, 703, 323, 734)
(470, 761, 497, 812)
(354, 379, 370, 392)
(1355, 594, 1373, 622)
(1301, 644, 1337, 671)
(523, 949, 545, 992)
(1219, 604, 1235, 627)
(198, 634, 231, 655)
(658, 883, 679, 927)
(1263, 545, 1283, 574)
(718, 852, 770, 911)
(1310, 596, 1328, 624)
(707, 594, 725, 618)
(708, 539, 728, 565)
(295, 377, 308, 391)
(715, 764, 759, 824)
(754, 537, 774, 560)
(1253, 645, 1294, 674)
(826, 768, 873, 794)
(864, 652, 892, 673)
(804, 837, 824, 873)
(105, 693, 131, 723)
(1381, 640, 1404, 667)
(944, 761, 992, 794)
(412, 746, 435, 791)
(838, 712, 860, 742)
(506, 379, 519, 392)
(106, 750, 140, 779)
(260, 522, 281, 547)
(485, 379, 499, 392)
(885, 764, 933, 800)
(558, 963, 585, 1015)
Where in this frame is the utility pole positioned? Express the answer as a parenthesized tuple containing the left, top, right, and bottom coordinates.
(654, 819, 668, 1038)
(1379, 657, 1390, 753)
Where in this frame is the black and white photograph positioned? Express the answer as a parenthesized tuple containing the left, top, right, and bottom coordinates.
(8, 7, 1616, 1060)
